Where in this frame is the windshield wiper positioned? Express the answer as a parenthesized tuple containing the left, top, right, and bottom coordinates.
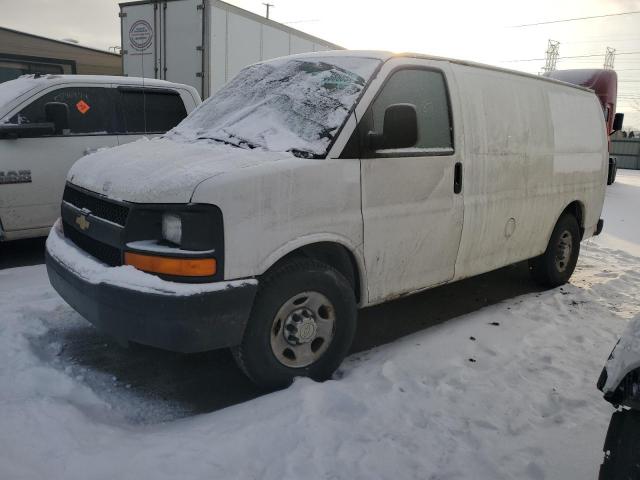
(197, 134, 259, 150)
(290, 148, 323, 159)
(195, 136, 253, 149)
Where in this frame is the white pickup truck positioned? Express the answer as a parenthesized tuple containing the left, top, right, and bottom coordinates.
(45, 51, 608, 387)
(0, 75, 200, 241)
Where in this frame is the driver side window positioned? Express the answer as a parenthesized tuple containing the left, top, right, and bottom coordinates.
(8, 87, 118, 136)
(367, 68, 453, 155)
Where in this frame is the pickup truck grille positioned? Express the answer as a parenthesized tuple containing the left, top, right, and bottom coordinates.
(63, 185, 130, 227)
(63, 221, 122, 267)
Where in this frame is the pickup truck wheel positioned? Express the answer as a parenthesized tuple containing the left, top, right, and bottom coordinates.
(232, 259, 357, 389)
(529, 213, 580, 288)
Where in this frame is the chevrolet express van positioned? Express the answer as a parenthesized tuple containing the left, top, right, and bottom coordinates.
(45, 51, 608, 387)
(0, 75, 200, 241)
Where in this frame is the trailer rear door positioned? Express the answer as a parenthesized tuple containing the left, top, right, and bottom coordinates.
(121, 2, 158, 80)
(163, 0, 204, 94)
(121, 0, 204, 95)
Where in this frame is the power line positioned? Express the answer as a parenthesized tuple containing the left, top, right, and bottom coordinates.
(510, 10, 640, 28)
(503, 51, 640, 63)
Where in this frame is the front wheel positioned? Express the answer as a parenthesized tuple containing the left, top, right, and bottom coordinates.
(529, 213, 581, 288)
(232, 258, 357, 388)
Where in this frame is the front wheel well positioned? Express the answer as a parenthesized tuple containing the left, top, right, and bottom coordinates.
(266, 242, 362, 304)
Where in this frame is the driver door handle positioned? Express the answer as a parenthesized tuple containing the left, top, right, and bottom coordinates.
(454, 162, 463, 194)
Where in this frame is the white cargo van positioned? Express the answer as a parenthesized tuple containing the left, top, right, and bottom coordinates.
(0, 75, 200, 241)
(45, 51, 608, 387)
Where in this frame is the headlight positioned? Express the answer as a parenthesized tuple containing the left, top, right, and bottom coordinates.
(124, 204, 224, 281)
(162, 213, 182, 246)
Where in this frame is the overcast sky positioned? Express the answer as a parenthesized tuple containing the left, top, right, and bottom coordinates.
(1, 0, 639, 126)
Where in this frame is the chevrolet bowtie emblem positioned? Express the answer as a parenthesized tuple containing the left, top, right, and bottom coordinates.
(75, 214, 90, 231)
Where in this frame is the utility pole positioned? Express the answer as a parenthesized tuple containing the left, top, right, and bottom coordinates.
(604, 47, 616, 70)
(542, 39, 560, 74)
(263, 2, 274, 19)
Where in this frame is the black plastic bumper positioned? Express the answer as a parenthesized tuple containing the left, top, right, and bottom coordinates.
(46, 251, 258, 353)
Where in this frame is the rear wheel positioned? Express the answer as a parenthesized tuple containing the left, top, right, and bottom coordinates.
(232, 258, 357, 388)
(529, 213, 581, 288)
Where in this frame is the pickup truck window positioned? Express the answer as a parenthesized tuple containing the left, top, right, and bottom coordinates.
(169, 56, 381, 158)
(119, 90, 187, 134)
(8, 86, 118, 135)
(369, 68, 453, 155)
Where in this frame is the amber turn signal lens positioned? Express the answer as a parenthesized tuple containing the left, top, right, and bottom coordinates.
(124, 252, 216, 277)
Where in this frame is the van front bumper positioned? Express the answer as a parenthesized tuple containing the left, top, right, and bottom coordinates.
(45, 222, 258, 353)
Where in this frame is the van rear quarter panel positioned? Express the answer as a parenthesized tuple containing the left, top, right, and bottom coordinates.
(451, 64, 607, 281)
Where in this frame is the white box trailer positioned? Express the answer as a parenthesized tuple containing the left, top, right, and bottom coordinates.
(119, 0, 341, 98)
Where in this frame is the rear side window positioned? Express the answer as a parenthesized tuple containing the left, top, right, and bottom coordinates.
(8, 86, 117, 135)
(119, 90, 187, 134)
(369, 68, 453, 154)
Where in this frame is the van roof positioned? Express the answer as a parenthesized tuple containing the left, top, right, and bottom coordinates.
(286, 50, 594, 93)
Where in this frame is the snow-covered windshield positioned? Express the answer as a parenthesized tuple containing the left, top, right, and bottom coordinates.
(169, 56, 381, 158)
(0, 77, 42, 121)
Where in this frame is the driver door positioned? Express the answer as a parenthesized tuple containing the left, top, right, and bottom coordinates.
(357, 59, 464, 303)
(0, 85, 119, 235)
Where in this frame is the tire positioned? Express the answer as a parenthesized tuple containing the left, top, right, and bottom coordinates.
(599, 409, 640, 480)
(608, 159, 618, 185)
(529, 213, 581, 288)
(232, 258, 357, 388)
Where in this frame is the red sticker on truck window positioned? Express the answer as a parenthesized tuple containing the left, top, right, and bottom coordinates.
(76, 100, 90, 114)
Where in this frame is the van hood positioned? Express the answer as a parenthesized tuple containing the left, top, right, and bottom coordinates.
(67, 137, 292, 203)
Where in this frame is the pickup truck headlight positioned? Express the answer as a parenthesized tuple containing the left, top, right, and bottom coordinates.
(162, 213, 182, 246)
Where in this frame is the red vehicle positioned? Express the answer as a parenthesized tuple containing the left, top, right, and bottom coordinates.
(546, 69, 624, 184)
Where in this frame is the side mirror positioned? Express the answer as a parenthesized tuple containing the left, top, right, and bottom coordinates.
(368, 103, 418, 151)
(45, 102, 69, 134)
(612, 112, 624, 133)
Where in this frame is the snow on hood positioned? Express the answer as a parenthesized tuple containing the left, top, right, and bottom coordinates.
(603, 313, 640, 393)
(67, 137, 291, 203)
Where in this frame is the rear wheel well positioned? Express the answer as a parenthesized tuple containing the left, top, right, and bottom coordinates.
(267, 242, 362, 303)
(562, 201, 585, 239)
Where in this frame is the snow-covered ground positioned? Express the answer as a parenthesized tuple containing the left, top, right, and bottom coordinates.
(1, 171, 639, 480)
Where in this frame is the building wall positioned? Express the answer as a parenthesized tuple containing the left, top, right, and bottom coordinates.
(611, 139, 640, 170)
(0, 27, 122, 79)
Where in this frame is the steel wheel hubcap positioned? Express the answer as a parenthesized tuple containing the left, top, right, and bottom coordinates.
(270, 291, 336, 368)
(555, 230, 573, 272)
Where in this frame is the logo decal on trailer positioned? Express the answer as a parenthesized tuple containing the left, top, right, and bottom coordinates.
(129, 20, 153, 51)
(0, 170, 31, 184)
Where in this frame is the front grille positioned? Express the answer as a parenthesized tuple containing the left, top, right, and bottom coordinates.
(64, 222, 122, 266)
(63, 185, 130, 226)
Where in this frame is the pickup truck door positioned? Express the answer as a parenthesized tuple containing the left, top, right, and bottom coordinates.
(356, 58, 464, 303)
(0, 85, 119, 235)
(115, 86, 190, 146)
